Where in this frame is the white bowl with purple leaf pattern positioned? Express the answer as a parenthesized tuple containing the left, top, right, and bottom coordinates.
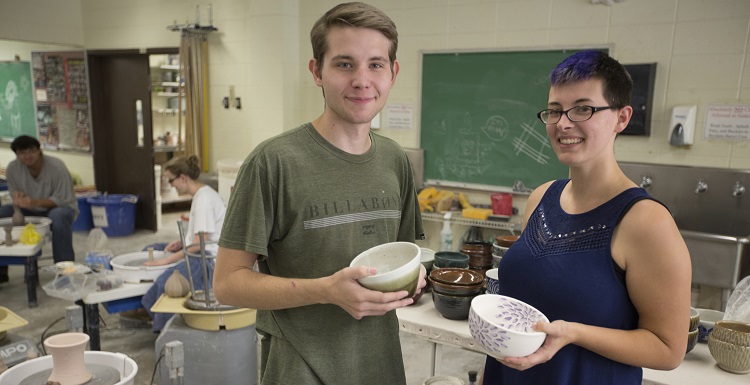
(469, 294, 549, 359)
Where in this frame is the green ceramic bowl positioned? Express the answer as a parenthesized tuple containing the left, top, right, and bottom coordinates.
(350, 242, 421, 296)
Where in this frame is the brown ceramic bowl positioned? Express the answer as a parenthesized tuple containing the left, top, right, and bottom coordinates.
(460, 242, 492, 255)
(430, 268, 485, 286)
(468, 254, 493, 268)
(428, 276, 483, 296)
(409, 288, 426, 306)
(711, 320, 750, 347)
(495, 235, 519, 247)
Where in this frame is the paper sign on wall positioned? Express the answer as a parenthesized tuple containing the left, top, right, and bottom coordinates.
(386, 103, 413, 130)
(704, 104, 750, 141)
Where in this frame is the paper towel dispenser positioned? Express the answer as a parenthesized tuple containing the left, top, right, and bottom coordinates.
(669, 105, 696, 147)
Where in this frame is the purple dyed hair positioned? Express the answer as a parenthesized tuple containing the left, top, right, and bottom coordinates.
(549, 50, 632, 108)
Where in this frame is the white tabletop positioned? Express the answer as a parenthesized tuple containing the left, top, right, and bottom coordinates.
(82, 282, 152, 304)
(0, 242, 43, 257)
(396, 296, 748, 385)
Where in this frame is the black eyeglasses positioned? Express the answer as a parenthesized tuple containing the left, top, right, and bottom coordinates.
(167, 175, 179, 184)
(537, 105, 619, 124)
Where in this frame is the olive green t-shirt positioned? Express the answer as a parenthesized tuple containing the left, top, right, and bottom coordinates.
(220, 123, 424, 385)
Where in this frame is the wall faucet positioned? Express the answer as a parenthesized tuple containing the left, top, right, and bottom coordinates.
(639, 176, 652, 189)
(732, 181, 745, 197)
(695, 179, 708, 194)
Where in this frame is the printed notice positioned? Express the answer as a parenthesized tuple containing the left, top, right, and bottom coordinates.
(704, 104, 750, 141)
(386, 103, 413, 130)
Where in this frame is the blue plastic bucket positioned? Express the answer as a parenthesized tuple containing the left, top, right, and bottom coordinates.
(72, 193, 98, 232)
(87, 194, 138, 237)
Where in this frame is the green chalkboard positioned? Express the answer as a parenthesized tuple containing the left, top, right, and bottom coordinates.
(0, 61, 36, 141)
(420, 48, 598, 190)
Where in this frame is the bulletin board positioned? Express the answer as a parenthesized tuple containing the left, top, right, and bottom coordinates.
(31, 50, 91, 152)
(419, 48, 605, 190)
(0, 61, 36, 141)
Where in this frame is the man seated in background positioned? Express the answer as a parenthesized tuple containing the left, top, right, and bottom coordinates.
(0, 135, 78, 283)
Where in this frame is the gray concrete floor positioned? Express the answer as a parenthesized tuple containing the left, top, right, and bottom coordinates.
(1, 210, 484, 385)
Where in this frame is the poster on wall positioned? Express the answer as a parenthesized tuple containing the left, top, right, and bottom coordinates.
(704, 104, 750, 141)
(0, 61, 36, 141)
(31, 51, 91, 152)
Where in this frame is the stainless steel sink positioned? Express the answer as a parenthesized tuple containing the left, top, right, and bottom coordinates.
(619, 162, 750, 297)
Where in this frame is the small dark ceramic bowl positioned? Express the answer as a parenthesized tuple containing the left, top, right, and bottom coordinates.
(430, 268, 485, 286)
(433, 252, 470, 269)
(686, 329, 699, 354)
(428, 276, 483, 296)
(432, 290, 476, 320)
(409, 288, 426, 306)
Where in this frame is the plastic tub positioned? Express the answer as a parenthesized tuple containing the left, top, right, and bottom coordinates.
(110, 251, 177, 283)
(73, 192, 99, 232)
(0, 216, 51, 243)
(87, 194, 138, 237)
(0, 351, 137, 385)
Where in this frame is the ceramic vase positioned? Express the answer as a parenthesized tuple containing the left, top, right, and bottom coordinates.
(44, 332, 92, 385)
(165, 269, 191, 297)
(12, 205, 25, 226)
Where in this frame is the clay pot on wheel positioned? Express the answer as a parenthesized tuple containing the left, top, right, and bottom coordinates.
(44, 332, 92, 385)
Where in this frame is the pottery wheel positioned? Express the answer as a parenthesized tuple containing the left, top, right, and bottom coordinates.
(19, 363, 120, 385)
(185, 290, 236, 311)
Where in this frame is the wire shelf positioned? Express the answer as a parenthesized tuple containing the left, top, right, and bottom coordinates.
(421, 212, 520, 233)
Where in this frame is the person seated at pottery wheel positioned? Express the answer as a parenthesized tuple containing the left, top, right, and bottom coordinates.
(139, 155, 226, 332)
(0, 135, 77, 284)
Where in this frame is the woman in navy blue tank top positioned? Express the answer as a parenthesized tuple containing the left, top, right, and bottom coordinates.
(481, 50, 692, 385)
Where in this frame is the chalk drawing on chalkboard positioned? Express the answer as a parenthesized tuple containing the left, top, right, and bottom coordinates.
(433, 112, 514, 179)
(1, 73, 31, 137)
(512, 121, 552, 164)
(482, 115, 509, 141)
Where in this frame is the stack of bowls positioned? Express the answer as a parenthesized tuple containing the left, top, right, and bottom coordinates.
(687, 307, 699, 354)
(433, 251, 469, 270)
(428, 268, 484, 320)
(461, 242, 493, 278)
(492, 235, 519, 267)
(708, 320, 750, 374)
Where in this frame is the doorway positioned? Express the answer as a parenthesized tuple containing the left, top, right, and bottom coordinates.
(87, 48, 178, 232)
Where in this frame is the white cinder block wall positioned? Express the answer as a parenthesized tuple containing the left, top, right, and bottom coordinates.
(1, 0, 749, 187)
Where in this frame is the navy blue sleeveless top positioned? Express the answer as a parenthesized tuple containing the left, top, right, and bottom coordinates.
(483, 179, 654, 385)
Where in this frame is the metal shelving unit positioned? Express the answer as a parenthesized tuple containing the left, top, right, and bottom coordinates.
(421, 212, 520, 233)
